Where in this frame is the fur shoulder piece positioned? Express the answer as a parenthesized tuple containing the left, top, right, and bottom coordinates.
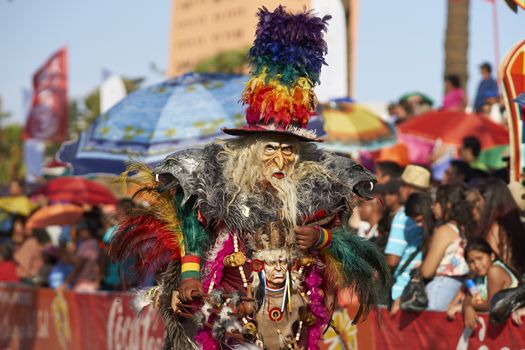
(153, 148, 206, 205)
(320, 152, 376, 200)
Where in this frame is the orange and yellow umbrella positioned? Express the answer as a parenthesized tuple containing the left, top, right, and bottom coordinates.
(319, 102, 396, 152)
(26, 204, 84, 230)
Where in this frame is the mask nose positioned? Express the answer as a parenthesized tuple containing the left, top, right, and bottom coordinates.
(274, 151, 284, 170)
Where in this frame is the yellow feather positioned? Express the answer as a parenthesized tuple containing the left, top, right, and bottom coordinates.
(121, 161, 185, 255)
(321, 251, 347, 290)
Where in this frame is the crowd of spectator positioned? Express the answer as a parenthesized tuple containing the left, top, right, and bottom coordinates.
(0, 193, 148, 293)
(351, 136, 525, 328)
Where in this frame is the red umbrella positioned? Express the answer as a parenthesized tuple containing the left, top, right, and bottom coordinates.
(26, 204, 84, 229)
(397, 111, 509, 148)
(33, 177, 118, 205)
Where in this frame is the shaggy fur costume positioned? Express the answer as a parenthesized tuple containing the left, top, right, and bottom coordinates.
(154, 142, 374, 235)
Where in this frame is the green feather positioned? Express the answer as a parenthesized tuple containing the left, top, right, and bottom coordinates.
(174, 191, 209, 256)
(327, 227, 391, 322)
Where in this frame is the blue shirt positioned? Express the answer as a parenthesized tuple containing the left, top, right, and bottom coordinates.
(474, 77, 498, 112)
(385, 208, 424, 300)
(103, 226, 122, 287)
(103, 225, 135, 287)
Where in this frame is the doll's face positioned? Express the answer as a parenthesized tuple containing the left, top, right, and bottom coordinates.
(264, 255, 288, 289)
(261, 142, 297, 182)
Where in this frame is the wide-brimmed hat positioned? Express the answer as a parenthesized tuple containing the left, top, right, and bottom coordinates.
(223, 6, 331, 142)
(400, 165, 431, 190)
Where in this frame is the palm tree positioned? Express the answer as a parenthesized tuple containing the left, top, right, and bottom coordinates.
(444, 0, 470, 94)
(341, 0, 357, 98)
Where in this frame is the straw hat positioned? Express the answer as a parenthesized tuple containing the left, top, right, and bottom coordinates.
(400, 165, 431, 190)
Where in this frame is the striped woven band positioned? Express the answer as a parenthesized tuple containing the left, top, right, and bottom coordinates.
(181, 255, 201, 280)
(315, 227, 332, 249)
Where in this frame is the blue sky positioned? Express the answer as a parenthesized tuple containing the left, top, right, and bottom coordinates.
(0, 0, 524, 125)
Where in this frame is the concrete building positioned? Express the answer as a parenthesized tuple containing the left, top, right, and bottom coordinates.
(168, 0, 309, 77)
(168, 0, 357, 97)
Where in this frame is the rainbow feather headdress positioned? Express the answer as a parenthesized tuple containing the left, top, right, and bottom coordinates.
(223, 6, 331, 142)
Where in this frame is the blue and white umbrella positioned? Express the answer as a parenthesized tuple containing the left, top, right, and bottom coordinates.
(59, 73, 250, 175)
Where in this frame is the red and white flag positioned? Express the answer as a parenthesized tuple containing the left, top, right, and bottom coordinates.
(24, 47, 68, 142)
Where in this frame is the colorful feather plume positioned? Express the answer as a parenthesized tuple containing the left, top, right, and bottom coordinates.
(324, 228, 390, 323)
(249, 6, 331, 86)
(174, 192, 209, 256)
(241, 5, 331, 130)
(110, 214, 181, 276)
(111, 161, 185, 276)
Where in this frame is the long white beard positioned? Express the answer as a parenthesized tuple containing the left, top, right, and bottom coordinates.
(268, 175, 298, 230)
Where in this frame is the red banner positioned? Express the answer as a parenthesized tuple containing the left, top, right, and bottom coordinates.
(1, 284, 524, 350)
(320, 305, 525, 350)
(24, 47, 68, 142)
(0, 285, 164, 350)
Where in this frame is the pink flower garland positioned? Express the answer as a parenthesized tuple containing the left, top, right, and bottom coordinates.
(195, 329, 219, 350)
(196, 233, 234, 349)
(305, 265, 329, 350)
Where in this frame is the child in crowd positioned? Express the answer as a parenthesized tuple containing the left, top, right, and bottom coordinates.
(462, 239, 519, 329)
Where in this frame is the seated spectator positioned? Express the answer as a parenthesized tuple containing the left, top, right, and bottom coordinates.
(477, 178, 525, 276)
(442, 160, 471, 185)
(0, 244, 19, 282)
(462, 239, 519, 330)
(385, 165, 431, 310)
(59, 217, 101, 292)
(13, 226, 44, 285)
(389, 192, 434, 314)
(421, 185, 472, 311)
(385, 165, 431, 272)
(375, 161, 403, 185)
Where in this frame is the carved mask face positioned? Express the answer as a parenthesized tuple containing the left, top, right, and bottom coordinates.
(264, 255, 288, 289)
(261, 142, 297, 182)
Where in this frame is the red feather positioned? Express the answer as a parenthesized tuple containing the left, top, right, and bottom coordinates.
(243, 82, 314, 129)
(109, 215, 181, 276)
